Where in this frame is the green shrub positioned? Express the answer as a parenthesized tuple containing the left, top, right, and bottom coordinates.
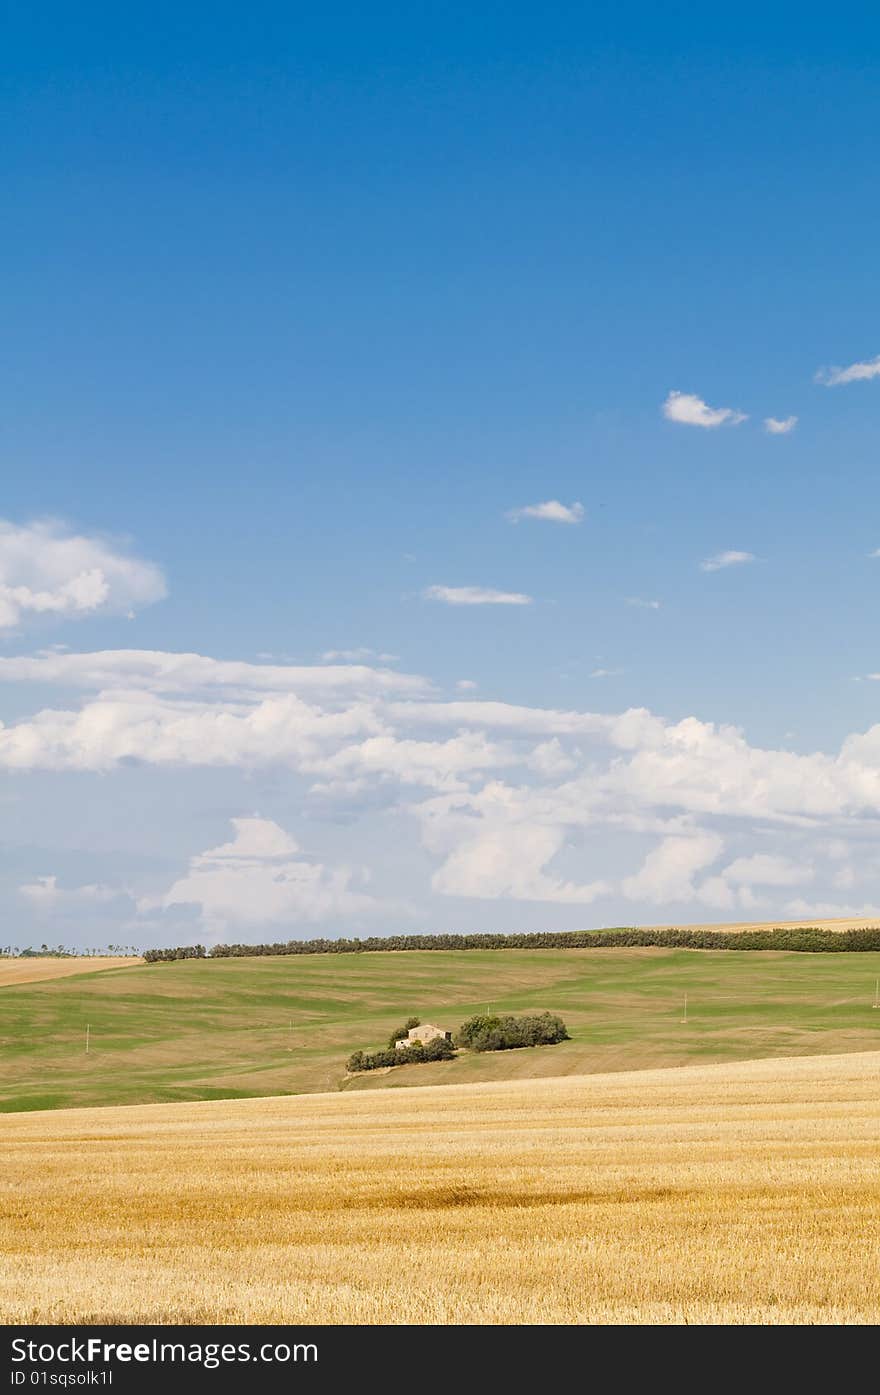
(456, 1012, 569, 1053)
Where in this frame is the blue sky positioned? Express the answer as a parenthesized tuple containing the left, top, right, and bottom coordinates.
(3, 5, 880, 948)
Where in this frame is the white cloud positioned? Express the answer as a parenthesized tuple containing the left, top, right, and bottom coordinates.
(700, 550, 755, 572)
(621, 833, 724, 904)
(662, 392, 747, 429)
(721, 854, 812, 887)
(388, 699, 619, 737)
(430, 822, 609, 904)
(764, 416, 797, 435)
(591, 668, 622, 679)
(815, 355, 880, 387)
(525, 738, 577, 777)
(19, 875, 123, 909)
(0, 649, 427, 696)
(505, 500, 584, 525)
(321, 648, 399, 663)
(626, 597, 661, 610)
(456, 679, 478, 691)
(783, 898, 880, 918)
(140, 816, 382, 938)
(423, 585, 533, 606)
(0, 519, 166, 631)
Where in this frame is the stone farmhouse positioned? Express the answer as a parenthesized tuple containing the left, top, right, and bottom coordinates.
(395, 1023, 452, 1050)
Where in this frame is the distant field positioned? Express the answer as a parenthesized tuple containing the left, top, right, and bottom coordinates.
(0, 957, 142, 987)
(644, 916, 879, 933)
(1, 947, 879, 1112)
(4, 1049, 879, 1324)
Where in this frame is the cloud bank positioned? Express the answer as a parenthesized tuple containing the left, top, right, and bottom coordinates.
(5, 646, 880, 929)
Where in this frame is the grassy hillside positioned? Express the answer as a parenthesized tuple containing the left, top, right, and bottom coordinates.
(4, 1050, 880, 1323)
(2, 947, 880, 1112)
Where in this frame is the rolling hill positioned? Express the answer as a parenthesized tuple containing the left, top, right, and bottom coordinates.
(2, 946, 880, 1112)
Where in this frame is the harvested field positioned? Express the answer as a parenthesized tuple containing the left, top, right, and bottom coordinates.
(645, 917, 879, 934)
(3, 1049, 879, 1324)
(0, 957, 142, 988)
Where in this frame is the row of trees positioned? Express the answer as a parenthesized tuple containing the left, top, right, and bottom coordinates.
(1, 944, 140, 958)
(143, 925, 880, 962)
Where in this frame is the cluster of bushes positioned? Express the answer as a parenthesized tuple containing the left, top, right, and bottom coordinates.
(347, 1036, 455, 1072)
(456, 1012, 570, 1052)
(346, 1010, 569, 1073)
(143, 925, 880, 963)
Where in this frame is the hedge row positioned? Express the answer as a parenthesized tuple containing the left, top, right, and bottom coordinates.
(347, 1036, 455, 1072)
(143, 925, 880, 962)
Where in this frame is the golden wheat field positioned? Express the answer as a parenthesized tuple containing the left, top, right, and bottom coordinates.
(645, 916, 878, 933)
(3, 1049, 880, 1325)
(0, 956, 142, 987)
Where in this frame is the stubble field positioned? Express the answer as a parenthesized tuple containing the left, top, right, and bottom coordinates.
(3, 1048, 879, 1324)
(0, 956, 141, 988)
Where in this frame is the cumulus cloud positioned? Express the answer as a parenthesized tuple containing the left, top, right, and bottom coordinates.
(423, 585, 533, 606)
(140, 816, 383, 937)
(0, 519, 166, 631)
(700, 550, 755, 572)
(764, 416, 797, 435)
(815, 355, 880, 387)
(456, 679, 478, 691)
(430, 822, 609, 905)
(505, 500, 584, 525)
(662, 392, 747, 429)
(525, 739, 577, 777)
(626, 597, 661, 610)
(621, 833, 724, 904)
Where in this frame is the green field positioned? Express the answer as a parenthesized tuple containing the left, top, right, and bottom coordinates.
(2, 947, 880, 1112)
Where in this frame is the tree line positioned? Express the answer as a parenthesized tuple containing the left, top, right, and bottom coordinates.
(142, 925, 880, 962)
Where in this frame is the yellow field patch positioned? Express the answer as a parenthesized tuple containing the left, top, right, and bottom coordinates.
(3, 1049, 880, 1324)
(0, 957, 142, 988)
(644, 916, 880, 933)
